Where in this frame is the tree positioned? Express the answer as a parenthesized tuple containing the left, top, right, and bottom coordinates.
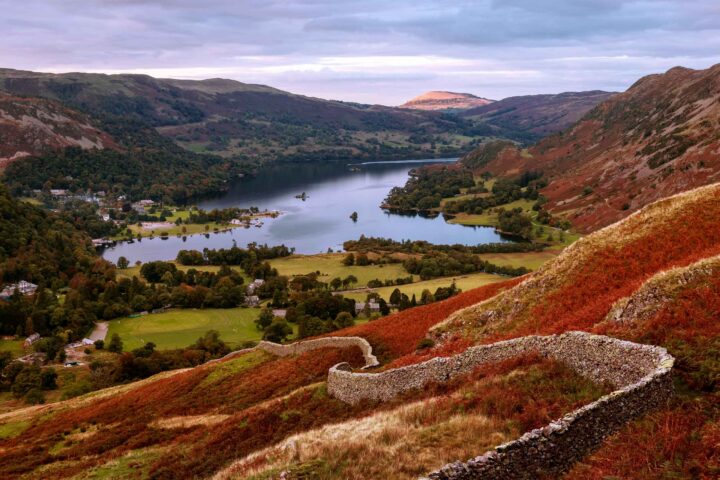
(11, 365, 41, 398)
(24, 388, 45, 405)
(271, 288, 285, 307)
(342, 275, 358, 289)
(94, 339, 104, 349)
(132, 342, 156, 358)
(34, 337, 62, 361)
(389, 288, 402, 306)
(342, 253, 355, 266)
(40, 369, 58, 390)
(255, 307, 274, 330)
(378, 298, 390, 315)
(355, 254, 370, 266)
(263, 318, 293, 343)
(107, 333, 123, 353)
(420, 289, 435, 305)
(193, 330, 229, 356)
(334, 311, 354, 329)
(330, 277, 343, 291)
(116, 256, 129, 269)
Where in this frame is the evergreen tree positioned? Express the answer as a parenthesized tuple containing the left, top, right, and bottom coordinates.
(107, 333, 123, 353)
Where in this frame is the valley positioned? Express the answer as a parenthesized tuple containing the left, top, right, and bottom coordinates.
(1, 56, 720, 480)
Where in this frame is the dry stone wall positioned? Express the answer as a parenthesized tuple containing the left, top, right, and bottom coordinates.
(207, 336, 379, 369)
(326, 331, 674, 479)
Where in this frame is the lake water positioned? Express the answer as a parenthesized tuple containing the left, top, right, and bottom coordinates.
(101, 159, 508, 264)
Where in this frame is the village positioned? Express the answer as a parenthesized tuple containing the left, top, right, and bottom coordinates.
(26, 187, 282, 246)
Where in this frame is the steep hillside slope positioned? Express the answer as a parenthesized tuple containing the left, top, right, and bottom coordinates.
(0, 69, 485, 162)
(460, 90, 614, 143)
(465, 64, 720, 232)
(400, 91, 494, 112)
(2, 184, 719, 478)
(0, 93, 115, 167)
(0, 280, 525, 479)
(434, 182, 720, 478)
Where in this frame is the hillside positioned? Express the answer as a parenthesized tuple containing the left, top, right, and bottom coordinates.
(459, 90, 615, 143)
(0, 93, 115, 167)
(431, 182, 720, 478)
(400, 91, 494, 112)
(1, 183, 719, 478)
(0, 69, 488, 163)
(463, 63, 720, 232)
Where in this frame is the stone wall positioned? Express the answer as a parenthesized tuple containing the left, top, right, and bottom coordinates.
(326, 331, 674, 479)
(206, 336, 379, 369)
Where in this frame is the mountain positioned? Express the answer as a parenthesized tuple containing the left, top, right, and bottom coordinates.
(0, 69, 487, 163)
(400, 91, 495, 112)
(461, 64, 720, 232)
(0, 93, 116, 167)
(1, 182, 719, 479)
(459, 90, 615, 143)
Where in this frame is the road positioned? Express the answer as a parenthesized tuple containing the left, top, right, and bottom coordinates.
(88, 321, 109, 342)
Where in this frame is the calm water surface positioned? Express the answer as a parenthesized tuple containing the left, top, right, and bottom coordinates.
(102, 159, 508, 264)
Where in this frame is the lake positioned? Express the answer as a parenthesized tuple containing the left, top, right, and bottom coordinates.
(101, 159, 509, 264)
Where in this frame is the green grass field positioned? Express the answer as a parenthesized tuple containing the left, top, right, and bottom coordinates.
(478, 251, 560, 270)
(342, 272, 506, 302)
(0, 339, 24, 358)
(446, 199, 536, 227)
(111, 207, 277, 241)
(269, 254, 413, 287)
(106, 308, 269, 351)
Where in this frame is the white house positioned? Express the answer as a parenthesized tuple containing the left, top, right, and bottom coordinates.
(0, 281, 38, 300)
(354, 302, 380, 314)
(246, 279, 265, 295)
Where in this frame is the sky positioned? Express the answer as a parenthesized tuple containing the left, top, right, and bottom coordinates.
(2, 0, 720, 105)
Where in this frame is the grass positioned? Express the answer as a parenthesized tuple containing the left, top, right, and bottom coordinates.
(199, 350, 271, 387)
(111, 207, 277, 240)
(269, 254, 412, 287)
(446, 198, 581, 249)
(446, 199, 536, 227)
(342, 272, 506, 302)
(478, 251, 560, 270)
(106, 307, 271, 351)
(0, 419, 29, 439)
(74, 447, 167, 479)
(0, 339, 24, 358)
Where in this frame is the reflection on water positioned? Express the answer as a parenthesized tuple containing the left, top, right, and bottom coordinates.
(102, 159, 509, 264)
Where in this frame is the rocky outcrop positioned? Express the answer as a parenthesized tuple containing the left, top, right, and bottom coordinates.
(326, 332, 673, 479)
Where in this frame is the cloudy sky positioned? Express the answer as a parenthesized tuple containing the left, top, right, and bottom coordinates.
(2, 0, 720, 104)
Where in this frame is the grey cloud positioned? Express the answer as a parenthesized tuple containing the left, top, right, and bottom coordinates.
(0, 0, 719, 104)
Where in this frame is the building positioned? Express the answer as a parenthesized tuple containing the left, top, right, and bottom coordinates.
(245, 295, 260, 307)
(0, 281, 38, 300)
(354, 302, 380, 314)
(272, 309, 287, 318)
(131, 199, 156, 213)
(246, 279, 265, 295)
(23, 333, 41, 348)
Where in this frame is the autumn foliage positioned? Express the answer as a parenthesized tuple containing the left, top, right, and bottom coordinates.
(334, 277, 522, 360)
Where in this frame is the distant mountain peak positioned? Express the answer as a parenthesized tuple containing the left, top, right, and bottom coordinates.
(400, 91, 495, 111)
